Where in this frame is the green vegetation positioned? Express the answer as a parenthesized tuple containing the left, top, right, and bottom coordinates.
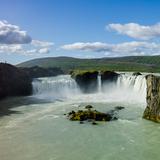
(17, 56, 160, 73)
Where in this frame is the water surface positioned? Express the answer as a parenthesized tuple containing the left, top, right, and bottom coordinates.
(0, 74, 159, 160)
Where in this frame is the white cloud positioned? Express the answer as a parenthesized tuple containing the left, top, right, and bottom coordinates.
(62, 42, 112, 52)
(61, 41, 160, 56)
(107, 23, 160, 40)
(0, 20, 54, 56)
(38, 47, 50, 54)
(0, 20, 32, 44)
(31, 40, 54, 47)
(0, 44, 23, 54)
(0, 44, 51, 56)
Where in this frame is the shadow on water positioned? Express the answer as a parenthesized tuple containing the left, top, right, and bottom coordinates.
(0, 96, 51, 117)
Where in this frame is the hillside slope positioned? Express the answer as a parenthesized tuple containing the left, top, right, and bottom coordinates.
(17, 56, 160, 73)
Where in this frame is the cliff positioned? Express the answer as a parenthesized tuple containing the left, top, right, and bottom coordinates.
(71, 70, 119, 93)
(71, 70, 98, 93)
(143, 75, 160, 122)
(0, 63, 32, 100)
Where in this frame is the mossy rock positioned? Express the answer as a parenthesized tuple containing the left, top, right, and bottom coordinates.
(68, 109, 113, 122)
(67, 105, 124, 122)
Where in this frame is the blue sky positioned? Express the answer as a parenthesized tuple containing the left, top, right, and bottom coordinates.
(0, 0, 160, 64)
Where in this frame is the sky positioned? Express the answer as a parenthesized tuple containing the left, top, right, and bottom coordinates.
(1, 0, 160, 64)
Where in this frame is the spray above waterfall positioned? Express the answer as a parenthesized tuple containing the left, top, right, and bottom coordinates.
(32, 73, 146, 104)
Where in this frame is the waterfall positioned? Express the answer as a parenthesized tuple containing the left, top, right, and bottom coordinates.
(116, 74, 146, 96)
(32, 75, 80, 99)
(97, 72, 102, 92)
(115, 74, 146, 103)
(32, 73, 146, 104)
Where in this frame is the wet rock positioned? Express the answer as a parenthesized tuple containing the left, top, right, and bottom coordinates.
(143, 75, 160, 122)
(68, 109, 111, 121)
(85, 105, 93, 111)
(92, 121, 98, 125)
(101, 71, 119, 83)
(132, 72, 142, 76)
(67, 105, 122, 123)
(114, 106, 125, 110)
(80, 121, 84, 124)
(71, 71, 98, 93)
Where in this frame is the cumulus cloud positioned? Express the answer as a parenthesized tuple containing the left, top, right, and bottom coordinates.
(0, 20, 32, 44)
(61, 41, 160, 56)
(38, 47, 50, 54)
(0, 44, 51, 56)
(107, 23, 160, 40)
(0, 44, 23, 54)
(62, 42, 112, 52)
(0, 20, 54, 55)
(31, 40, 54, 47)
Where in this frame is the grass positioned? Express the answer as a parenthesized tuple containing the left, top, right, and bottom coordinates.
(17, 56, 160, 73)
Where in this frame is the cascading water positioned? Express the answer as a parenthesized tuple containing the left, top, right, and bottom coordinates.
(32, 73, 146, 104)
(97, 72, 102, 92)
(115, 74, 147, 104)
(32, 75, 80, 100)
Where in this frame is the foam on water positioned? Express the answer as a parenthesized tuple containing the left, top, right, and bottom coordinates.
(32, 74, 146, 105)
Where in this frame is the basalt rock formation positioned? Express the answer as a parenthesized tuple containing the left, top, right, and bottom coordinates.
(71, 70, 119, 93)
(101, 71, 119, 81)
(101, 71, 119, 85)
(132, 72, 142, 76)
(0, 63, 32, 100)
(143, 75, 160, 122)
(71, 71, 98, 93)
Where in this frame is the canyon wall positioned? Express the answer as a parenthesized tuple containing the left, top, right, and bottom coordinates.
(143, 75, 160, 122)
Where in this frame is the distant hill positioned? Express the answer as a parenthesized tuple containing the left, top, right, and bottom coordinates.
(17, 56, 160, 73)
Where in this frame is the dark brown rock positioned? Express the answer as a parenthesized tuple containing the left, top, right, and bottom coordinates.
(67, 107, 117, 122)
(132, 72, 142, 76)
(0, 63, 32, 100)
(143, 75, 160, 122)
(71, 71, 98, 93)
(101, 71, 119, 85)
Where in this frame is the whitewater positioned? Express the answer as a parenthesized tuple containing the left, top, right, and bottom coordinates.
(32, 73, 146, 104)
(0, 73, 160, 160)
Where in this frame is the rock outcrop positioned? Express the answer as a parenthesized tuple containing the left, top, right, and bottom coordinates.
(67, 105, 125, 125)
(0, 63, 32, 100)
(101, 71, 119, 81)
(101, 71, 119, 85)
(143, 75, 160, 122)
(71, 70, 119, 93)
(71, 71, 98, 93)
(132, 72, 142, 76)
